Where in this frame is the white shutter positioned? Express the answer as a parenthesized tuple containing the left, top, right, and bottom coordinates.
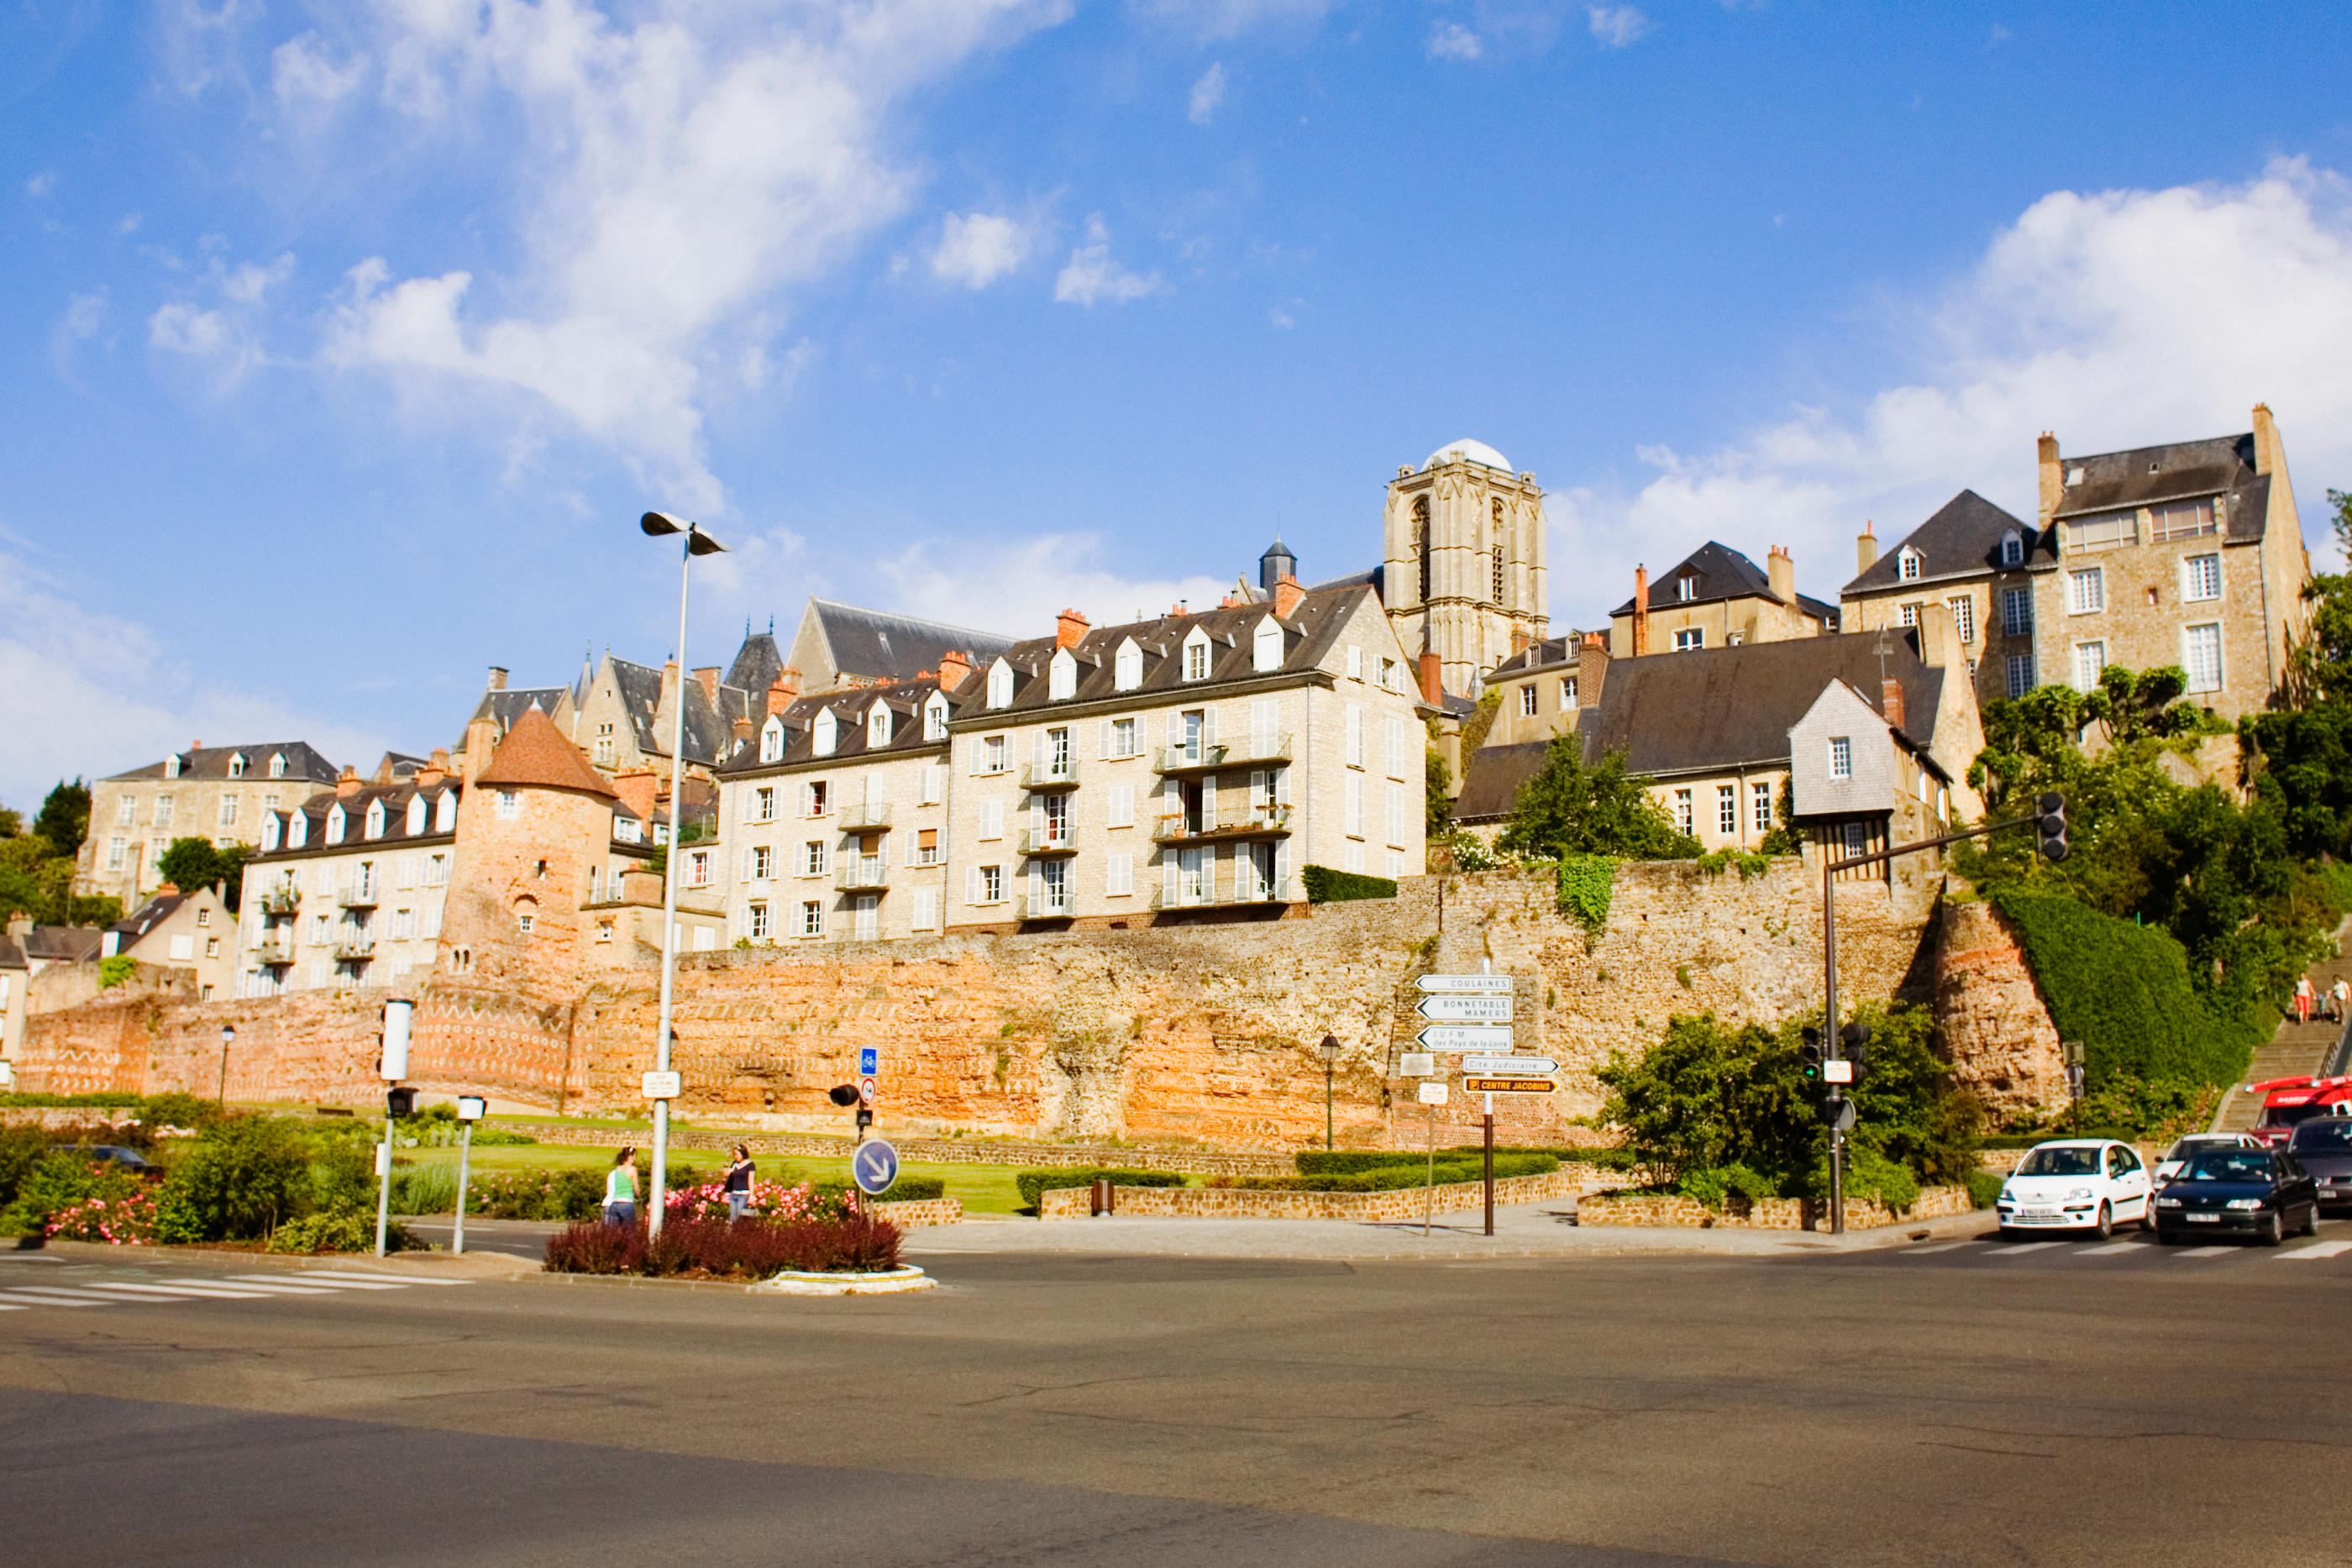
(966, 866, 980, 905)
(1162, 850, 1179, 900)
(1250, 770, 1267, 810)
(1273, 839, 1289, 896)
(739, 789, 753, 823)
(1252, 700, 1276, 751)
(1167, 711, 1182, 745)
(1204, 706, 1218, 747)
(1346, 704, 1363, 765)
(741, 848, 755, 883)
(1099, 719, 1112, 758)
(982, 799, 1002, 838)
(1276, 765, 1290, 805)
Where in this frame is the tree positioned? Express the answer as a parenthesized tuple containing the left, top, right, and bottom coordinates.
(2286, 489, 2352, 708)
(1496, 739, 1699, 861)
(1425, 745, 1452, 837)
(0, 804, 19, 838)
(155, 838, 252, 912)
(32, 779, 89, 857)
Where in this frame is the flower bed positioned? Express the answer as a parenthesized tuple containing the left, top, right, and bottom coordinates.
(47, 1188, 167, 1245)
(543, 1214, 902, 1279)
(661, 1177, 858, 1225)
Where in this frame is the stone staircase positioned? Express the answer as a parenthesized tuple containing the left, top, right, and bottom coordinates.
(2213, 919, 2352, 1135)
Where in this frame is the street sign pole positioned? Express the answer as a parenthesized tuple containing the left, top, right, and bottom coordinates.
(1425, 1101, 1436, 1238)
(375, 999, 412, 1260)
(1482, 1092, 1494, 1237)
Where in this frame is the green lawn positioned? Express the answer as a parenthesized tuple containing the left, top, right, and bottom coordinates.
(397, 1142, 1032, 1215)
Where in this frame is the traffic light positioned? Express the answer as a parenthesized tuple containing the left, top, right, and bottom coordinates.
(1800, 1027, 1823, 1085)
(1841, 1021, 1872, 1085)
(827, 1084, 860, 1107)
(386, 1087, 417, 1118)
(2035, 791, 2069, 863)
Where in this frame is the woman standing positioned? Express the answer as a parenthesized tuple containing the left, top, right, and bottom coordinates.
(603, 1147, 638, 1226)
(2297, 976, 2315, 1026)
(724, 1143, 756, 1221)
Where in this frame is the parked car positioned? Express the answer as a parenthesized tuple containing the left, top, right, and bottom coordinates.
(2249, 1075, 2352, 1147)
(1995, 1139, 2156, 1240)
(2151, 1146, 2319, 1245)
(56, 1145, 161, 1178)
(2286, 1118, 2352, 1212)
(2155, 1133, 2263, 1186)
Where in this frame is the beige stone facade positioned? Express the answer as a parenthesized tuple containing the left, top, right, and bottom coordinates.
(79, 742, 341, 909)
(1840, 493, 2034, 716)
(1608, 542, 1835, 658)
(102, 883, 239, 1003)
(1482, 633, 1608, 751)
(1380, 440, 1549, 697)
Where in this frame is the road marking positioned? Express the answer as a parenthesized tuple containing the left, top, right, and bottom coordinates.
(162, 1277, 343, 1295)
(2281, 1240, 2352, 1259)
(276, 1271, 444, 1287)
(1906, 1240, 1971, 1254)
(0, 1290, 116, 1308)
(1982, 1245, 2049, 1258)
(2171, 1246, 2237, 1258)
(2068, 1244, 2143, 1258)
(76, 1281, 279, 1300)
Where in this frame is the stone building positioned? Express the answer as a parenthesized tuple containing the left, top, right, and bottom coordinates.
(1787, 679, 1963, 877)
(1840, 490, 2034, 712)
(102, 883, 239, 1002)
(783, 598, 1017, 695)
(2026, 406, 2309, 720)
(1378, 439, 1549, 699)
(1480, 632, 1609, 751)
(1607, 542, 1837, 658)
(77, 742, 341, 908)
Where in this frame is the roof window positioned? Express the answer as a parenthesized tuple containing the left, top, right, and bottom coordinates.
(987, 659, 1016, 710)
(1114, 639, 1143, 693)
(1897, 548, 1922, 582)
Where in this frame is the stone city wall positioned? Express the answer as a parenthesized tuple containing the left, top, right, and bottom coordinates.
(1036, 1165, 1616, 1221)
(1934, 898, 2068, 1120)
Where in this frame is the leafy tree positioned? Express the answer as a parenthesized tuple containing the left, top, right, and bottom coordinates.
(0, 805, 19, 837)
(32, 779, 89, 857)
(1497, 740, 1699, 860)
(1425, 743, 1453, 837)
(2242, 702, 2352, 862)
(155, 837, 251, 912)
(2286, 489, 2352, 708)
(160, 1115, 313, 1240)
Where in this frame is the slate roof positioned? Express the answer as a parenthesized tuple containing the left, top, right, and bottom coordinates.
(2050, 432, 2271, 541)
(808, 600, 1018, 685)
(111, 891, 194, 947)
(1609, 542, 1837, 627)
(1453, 741, 1556, 825)
(1845, 490, 2044, 593)
(1306, 564, 1386, 600)
(0, 934, 27, 971)
(1489, 636, 1578, 677)
(461, 687, 569, 748)
(249, 777, 464, 861)
(475, 708, 618, 800)
(726, 632, 786, 700)
(22, 926, 102, 963)
(601, 657, 743, 767)
(104, 742, 340, 784)
(718, 679, 971, 777)
(1580, 631, 1948, 779)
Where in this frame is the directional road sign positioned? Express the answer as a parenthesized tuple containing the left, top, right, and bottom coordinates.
(1416, 974, 1514, 994)
(1822, 1059, 1853, 1084)
(850, 1139, 900, 1196)
(858, 1046, 878, 1075)
(1416, 994, 1513, 1023)
(1461, 1055, 1558, 1077)
(1462, 1077, 1557, 1094)
(1416, 1025, 1512, 1052)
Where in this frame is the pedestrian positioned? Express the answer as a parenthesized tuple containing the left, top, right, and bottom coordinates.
(724, 1142, 756, 1222)
(2334, 979, 2349, 1025)
(603, 1146, 638, 1226)
(2297, 976, 2314, 1025)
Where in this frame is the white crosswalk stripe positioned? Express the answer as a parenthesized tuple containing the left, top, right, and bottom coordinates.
(1906, 1240, 1971, 1254)
(2281, 1239, 2352, 1259)
(169, 1277, 344, 1295)
(77, 1281, 281, 1300)
(0, 1269, 467, 1315)
(2069, 1244, 2145, 1258)
(0, 1288, 118, 1307)
(2171, 1245, 2236, 1258)
(292, 1270, 461, 1287)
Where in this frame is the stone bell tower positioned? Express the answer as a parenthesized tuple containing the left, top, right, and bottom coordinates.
(1381, 439, 1548, 698)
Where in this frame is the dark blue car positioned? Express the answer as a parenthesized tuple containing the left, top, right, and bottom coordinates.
(2151, 1146, 2319, 1245)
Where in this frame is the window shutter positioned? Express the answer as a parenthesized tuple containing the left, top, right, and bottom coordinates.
(741, 848, 755, 882)
(1098, 719, 1111, 758)
(1273, 839, 1289, 894)
(1167, 711, 1181, 745)
(1162, 850, 1179, 900)
(1203, 706, 1218, 747)
(966, 866, 979, 905)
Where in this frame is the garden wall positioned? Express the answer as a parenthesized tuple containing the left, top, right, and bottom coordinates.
(1575, 1183, 1976, 1230)
(1035, 1165, 1620, 1221)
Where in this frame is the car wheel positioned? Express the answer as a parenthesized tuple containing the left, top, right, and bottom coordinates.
(2258, 1211, 2285, 1247)
(2092, 1202, 2113, 1241)
(2303, 1203, 2321, 1237)
(1997, 1226, 2019, 1243)
(2142, 1199, 2161, 1234)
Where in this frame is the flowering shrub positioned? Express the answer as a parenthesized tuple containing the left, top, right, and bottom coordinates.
(662, 1178, 857, 1225)
(543, 1214, 902, 1278)
(47, 1187, 169, 1245)
(468, 1163, 703, 1220)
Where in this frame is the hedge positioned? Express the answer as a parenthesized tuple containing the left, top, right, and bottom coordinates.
(1228, 1154, 1559, 1193)
(1013, 1168, 1187, 1210)
(1302, 866, 1399, 903)
(1992, 888, 2265, 1091)
(874, 1176, 946, 1203)
(1295, 1147, 1580, 1177)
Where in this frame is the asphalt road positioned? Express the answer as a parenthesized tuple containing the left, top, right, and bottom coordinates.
(3, 1231, 2348, 1568)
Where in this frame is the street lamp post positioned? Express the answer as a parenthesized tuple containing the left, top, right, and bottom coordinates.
(218, 1024, 235, 1109)
(1317, 1034, 1341, 1151)
(638, 510, 727, 1237)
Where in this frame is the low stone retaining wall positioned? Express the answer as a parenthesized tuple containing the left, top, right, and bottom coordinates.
(869, 1197, 962, 1229)
(1576, 1183, 1976, 1230)
(497, 1122, 1299, 1176)
(1037, 1165, 1623, 1221)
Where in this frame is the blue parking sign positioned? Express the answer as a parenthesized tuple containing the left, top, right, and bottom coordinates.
(858, 1046, 878, 1076)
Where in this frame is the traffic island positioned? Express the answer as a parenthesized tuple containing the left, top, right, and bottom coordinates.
(757, 1265, 937, 1296)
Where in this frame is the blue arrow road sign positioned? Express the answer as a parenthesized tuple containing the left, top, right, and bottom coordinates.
(858, 1046, 878, 1075)
(851, 1139, 900, 1196)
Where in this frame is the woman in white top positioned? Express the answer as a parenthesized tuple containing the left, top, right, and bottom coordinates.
(602, 1147, 638, 1226)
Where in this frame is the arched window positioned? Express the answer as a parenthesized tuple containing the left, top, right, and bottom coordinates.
(2000, 531, 2024, 568)
(1413, 496, 1431, 601)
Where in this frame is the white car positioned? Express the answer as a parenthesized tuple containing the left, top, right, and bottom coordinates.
(2154, 1132, 2262, 1186)
(1995, 1139, 2156, 1240)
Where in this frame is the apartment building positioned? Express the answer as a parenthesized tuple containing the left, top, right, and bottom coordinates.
(1607, 543, 1837, 659)
(102, 883, 240, 1001)
(1480, 632, 1609, 750)
(1840, 490, 2034, 714)
(78, 742, 341, 908)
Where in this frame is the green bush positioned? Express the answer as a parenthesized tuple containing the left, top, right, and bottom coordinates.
(0, 1092, 143, 1108)
(466, 1167, 608, 1221)
(0, 1151, 147, 1235)
(1302, 866, 1399, 903)
(160, 1115, 312, 1240)
(98, 956, 135, 989)
(1824, 1146, 1921, 1211)
(1557, 854, 1614, 945)
(874, 1176, 946, 1203)
(1013, 1168, 1187, 1209)
(1231, 1153, 1559, 1192)
(139, 1092, 228, 1131)
(269, 1209, 423, 1254)
(1966, 1171, 2007, 1209)
(0, 1125, 50, 1213)
(391, 1162, 459, 1215)
(1992, 888, 2264, 1091)
(1678, 1164, 1777, 1210)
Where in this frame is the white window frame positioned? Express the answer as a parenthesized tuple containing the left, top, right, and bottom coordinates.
(2182, 622, 2223, 695)
(1673, 627, 1704, 652)
(1828, 737, 1852, 780)
(2001, 585, 2033, 637)
(2182, 553, 2222, 603)
(2067, 567, 2105, 616)
(2072, 640, 2108, 693)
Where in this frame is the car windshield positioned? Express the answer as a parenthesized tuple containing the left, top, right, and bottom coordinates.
(2181, 1151, 2276, 1183)
(2261, 1103, 2335, 1128)
(2291, 1122, 2352, 1152)
(2014, 1146, 2102, 1177)
(2164, 1138, 2234, 1161)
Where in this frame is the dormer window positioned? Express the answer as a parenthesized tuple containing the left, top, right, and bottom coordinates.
(364, 800, 386, 840)
(326, 805, 346, 845)
(228, 753, 246, 779)
(269, 753, 286, 779)
(287, 813, 307, 849)
(868, 704, 892, 747)
(406, 795, 427, 836)
(165, 755, 181, 779)
(1114, 639, 1144, 692)
(1048, 648, 1077, 700)
(1182, 629, 1211, 681)
(924, 694, 948, 741)
(813, 709, 838, 756)
(759, 716, 785, 763)
(987, 659, 1016, 709)
(435, 789, 458, 832)
(1252, 617, 1284, 674)
(1675, 575, 1697, 602)
(1897, 548, 1922, 581)
(2000, 532, 2023, 568)
(261, 815, 281, 852)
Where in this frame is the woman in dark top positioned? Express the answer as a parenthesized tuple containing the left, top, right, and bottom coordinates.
(724, 1143, 756, 1221)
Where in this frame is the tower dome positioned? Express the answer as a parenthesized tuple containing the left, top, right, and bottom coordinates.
(1257, 536, 1297, 593)
(1425, 439, 1512, 473)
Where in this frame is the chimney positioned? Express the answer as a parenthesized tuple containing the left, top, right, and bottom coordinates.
(937, 650, 973, 693)
(1273, 573, 1306, 619)
(1578, 632, 1610, 705)
(486, 667, 508, 692)
(1056, 608, 1090, 649)
(2253, 402, 2280, 477)
(417, 749, 449, 789)
(1914, 599, 1962, 673)
(732, 715, 753, 745)
(6, 913, 29, 940)
(768, 668, 802, 718)
(612, 767, 660, 826)
(1767, 545, 1795, 605)
(1418, 650, 1444, 707)
(693, 667, 719, 705)
(335, 766, 361, 799)
(155, 882, 180, 898)
(1631, 566, 1651, 657)
(2037, 432, 2063, 528)
(1880, 678, 1906, 733)
(460, 716, 496, 784)
(1510, 625, 1532, 659)
(190, 739, 202, 753)
(1856, 522, 1878, 576)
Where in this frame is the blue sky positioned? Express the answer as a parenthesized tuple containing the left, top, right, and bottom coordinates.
(7, 1, 2352, 809)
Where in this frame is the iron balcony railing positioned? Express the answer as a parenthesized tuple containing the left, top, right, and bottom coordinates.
(252, 936, 296, 965)
(1150, 878, 1298, 911)
(1152, 734, 1291, 774)
(1021, 759, 1081, 791)
(832, 859, 890, 890)
(1150, 804, 1293, 843)
(260, 887, 300, 916)
(333, 936, 376, 961)
(337, 884, 378, 910)
(1016, 892, 1076, 920)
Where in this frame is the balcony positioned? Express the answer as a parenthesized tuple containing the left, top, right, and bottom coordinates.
(333, 936, 376, 961)
(833, 859, 890, 891)
(1151, 878, 1299, 911)
(260, 887, 300, 916)
(838, 802, 891, 830)
(252, 936, 295, 965)
(1018, 829, 1079, 857)
(1016, 892, 1076, 920)
(1151, 804, 1294, 844)
(338, 885, 378, 910)
(1021, 759, 1081, 791)
(1153, 734, 1290, 775)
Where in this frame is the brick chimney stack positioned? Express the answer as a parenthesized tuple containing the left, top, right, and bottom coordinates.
(937, 649, 974, 693)
(1767, 545, 1795, 606)
(612, 767, 660, 826)
(155, 882, 180, 898)
(486, 667, 508, 692)
(1856, 522, 1877, 576)
(1510, 626, 1533, 658)
(766, 669, 802, 720)
(1418, 650, 1444, 707)
(1273, 574, 1306, 619)
(2252, 401, 2281, 477)
(1881, 677, 1906, 732)
(1631, 566, 1651, 657)
(417, 750, 449, 789)
(1056, 608, 1090, 649)
(693, 667, 719, 705)
(335, 767, 361, 799)
(2037, 432, 2063, 528)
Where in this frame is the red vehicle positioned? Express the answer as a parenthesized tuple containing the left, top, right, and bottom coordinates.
(2250, 1075, 2352, 1146)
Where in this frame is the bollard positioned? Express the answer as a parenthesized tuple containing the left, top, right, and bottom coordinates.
(1091, 1177, 1115, 1216)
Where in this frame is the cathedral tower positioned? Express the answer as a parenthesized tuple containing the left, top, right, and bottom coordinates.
(1381, 439, 1548, 698)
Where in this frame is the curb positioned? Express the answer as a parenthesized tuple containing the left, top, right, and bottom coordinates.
(756, 1266, 935, 1297)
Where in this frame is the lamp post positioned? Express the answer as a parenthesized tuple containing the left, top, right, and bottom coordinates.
(1318, 1034, 1341, 1151)
(218, 1023, 235, 1109)
(638, 510, 727, 1237)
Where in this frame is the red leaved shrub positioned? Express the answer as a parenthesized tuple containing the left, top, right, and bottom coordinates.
(543, 1214, 901, 1278)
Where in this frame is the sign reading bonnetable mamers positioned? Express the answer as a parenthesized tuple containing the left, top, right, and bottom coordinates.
(1415, 994, 1513, 1023)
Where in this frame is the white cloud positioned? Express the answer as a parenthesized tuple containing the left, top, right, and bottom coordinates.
(1188, 61, 1226, 123)
(874, 532, 1231, 637)
(147, 250, 295, 387)
(271, 31, 368, 107)
(1268, 306, 1294, 328)
(929, 211, 1035, 289)
(0, 550, 381, 812)
(1131, 0, 1336, 44)
(1054, 216, 1163, 307)
(1587, 6, 1648, 48)
(320, 0, 1072, 515)
(26, 172, 55, 198)
(1559, 160, 2352, 629)
(1425, 22, 1481, 60)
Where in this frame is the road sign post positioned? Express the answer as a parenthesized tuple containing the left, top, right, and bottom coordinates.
(1416, 1025, 1513, 1052)
(452, 1094, 486, 1256)
(1415, 1080, 1448, 1236)
(1482, 1099, 1494, 1237)
(851, 1139, 900, 1203)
